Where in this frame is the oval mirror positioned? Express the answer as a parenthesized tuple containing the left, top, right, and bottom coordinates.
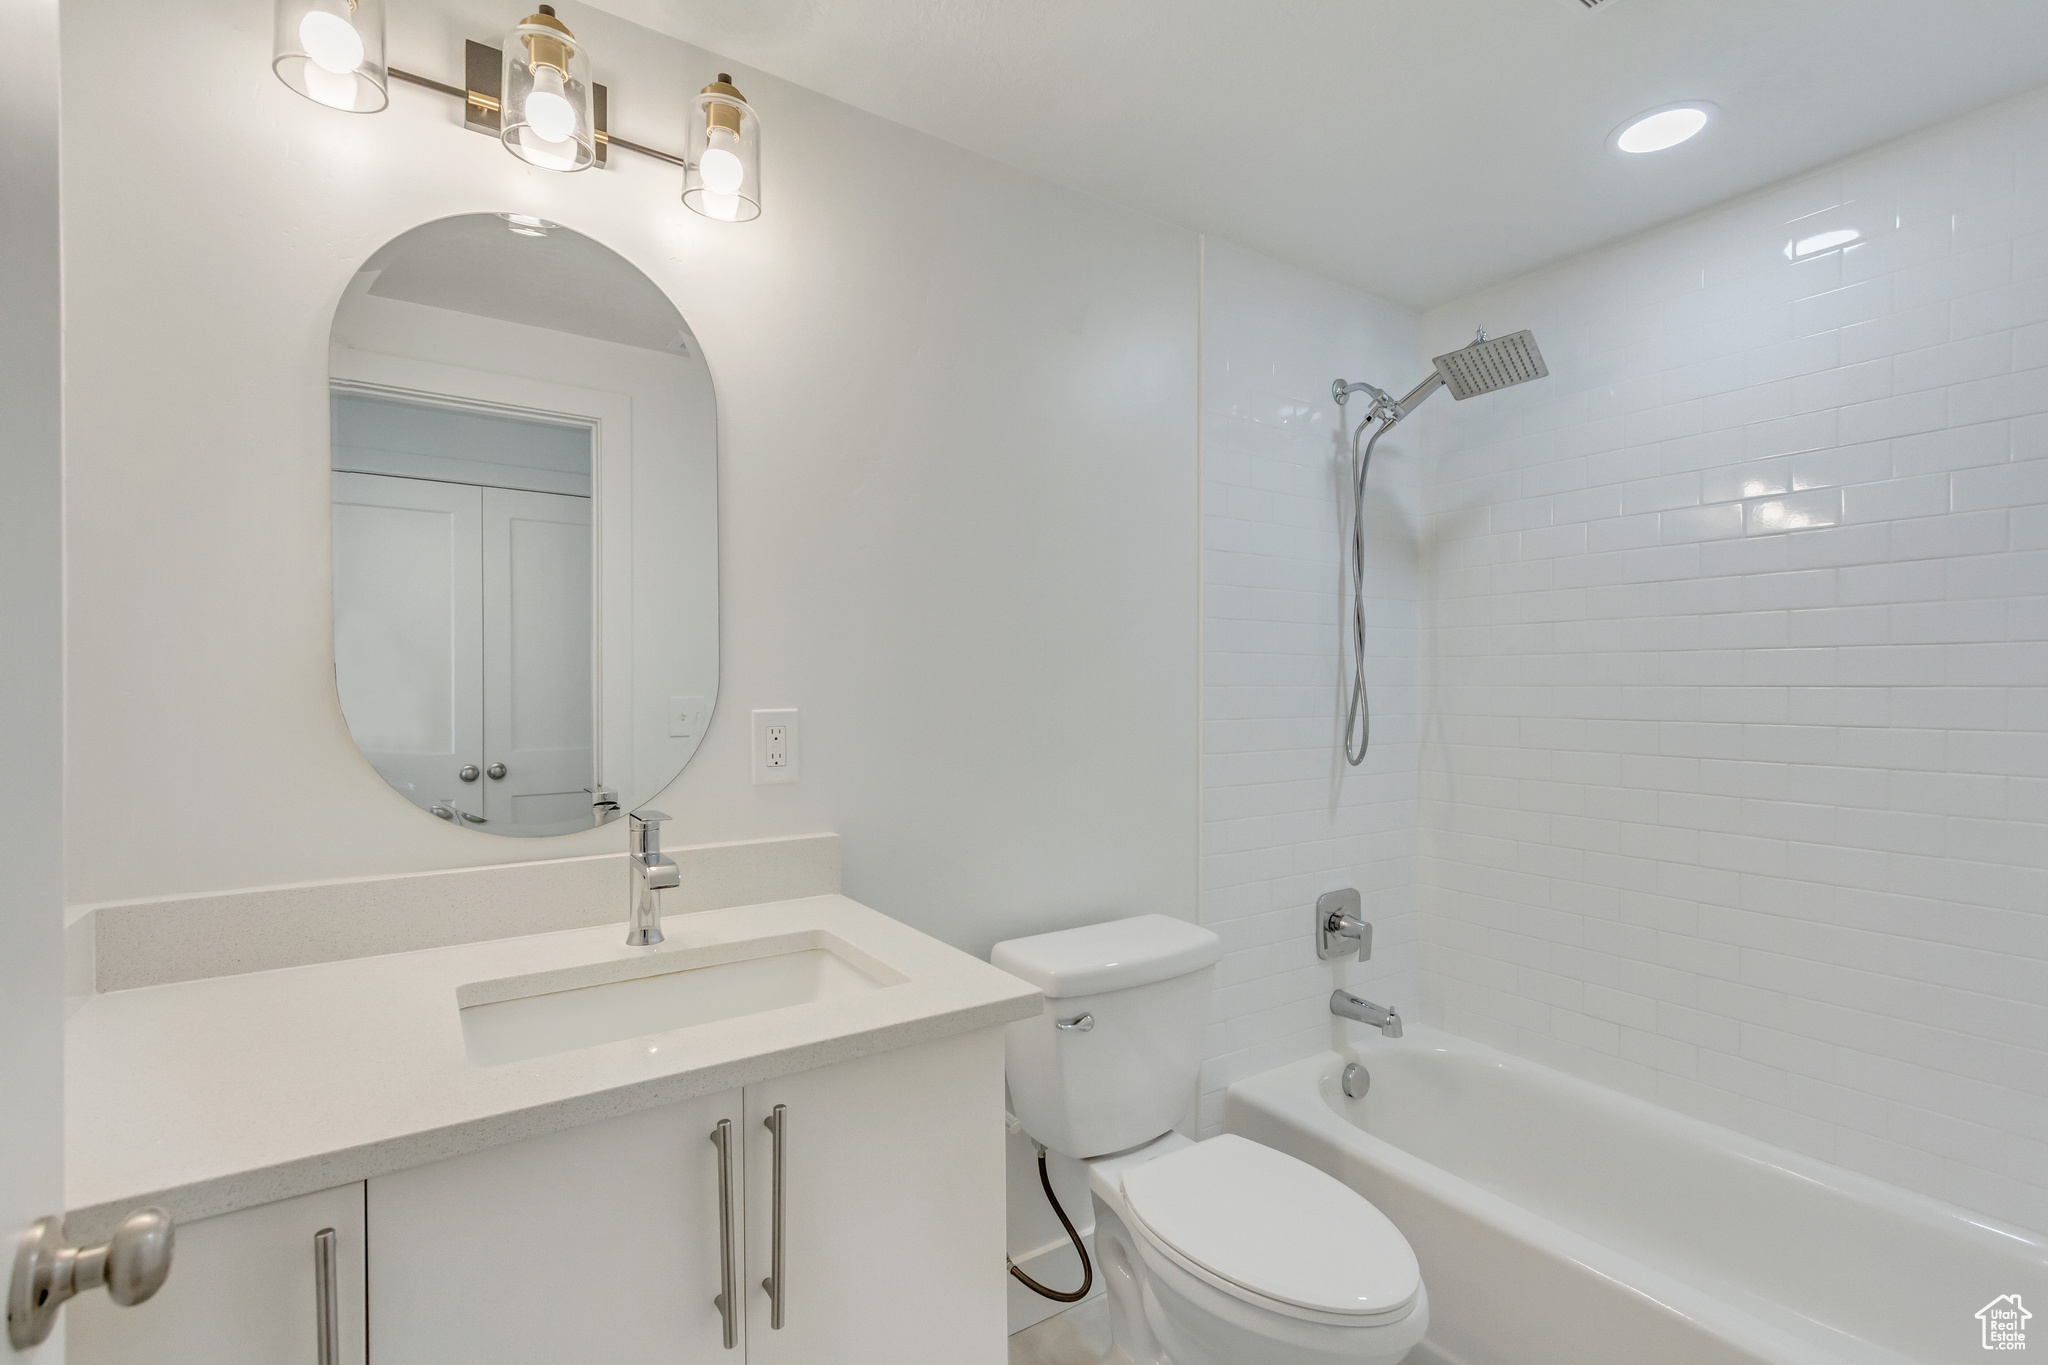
(328, 214, 717, 836)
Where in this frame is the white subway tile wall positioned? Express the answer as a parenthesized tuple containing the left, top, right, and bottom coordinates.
(1418, 88, 2048, 1232)
(1198, 240, 1424, 1135)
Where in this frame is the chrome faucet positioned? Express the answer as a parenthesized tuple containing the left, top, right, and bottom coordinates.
(626, 809, 678, 946)
(1331, 990, 1403, 1038)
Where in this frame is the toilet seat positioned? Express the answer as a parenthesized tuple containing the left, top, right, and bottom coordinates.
(1119, 1134, 1420, 1326)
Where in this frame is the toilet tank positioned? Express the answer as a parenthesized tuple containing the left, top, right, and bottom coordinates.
(991, 915, 1222, 1160)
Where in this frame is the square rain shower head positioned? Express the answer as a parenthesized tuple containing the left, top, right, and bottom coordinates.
(1432, 330, 1548, 400)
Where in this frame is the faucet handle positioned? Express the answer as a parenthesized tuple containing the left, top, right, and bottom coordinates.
(1315, 889, 1371, 961)
(628, 810, 670, 860)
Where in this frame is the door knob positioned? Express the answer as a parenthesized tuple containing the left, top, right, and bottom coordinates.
(459, 765, 480, 782)
(8, 1208, 174, 1348)
(487, 763, 507, 780)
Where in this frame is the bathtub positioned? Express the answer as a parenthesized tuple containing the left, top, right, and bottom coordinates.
(1226, 1025, 2047, 1365)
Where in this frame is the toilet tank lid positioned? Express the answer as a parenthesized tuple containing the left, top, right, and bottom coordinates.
(991, 915, 1221, 998)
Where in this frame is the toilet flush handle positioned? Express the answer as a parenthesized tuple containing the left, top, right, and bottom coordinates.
(1055, 1013, 1094, 1032)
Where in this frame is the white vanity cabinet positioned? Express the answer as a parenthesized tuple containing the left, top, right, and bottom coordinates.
(366, 1087, 745, 1364)
(67, 1183, 367, 1365)
(741, 1027, 1008, 1365)
(362, 1028, 1007, 1364)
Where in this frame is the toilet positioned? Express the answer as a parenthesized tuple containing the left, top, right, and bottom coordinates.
(993, 915, 1428, 1365)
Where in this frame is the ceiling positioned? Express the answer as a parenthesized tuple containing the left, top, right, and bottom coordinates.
(578, 0, 2048, 309)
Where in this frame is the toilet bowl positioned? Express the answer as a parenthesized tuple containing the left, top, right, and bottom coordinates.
(1087, 1132, 1427, 1365)
(992, 916, 1428, 1365)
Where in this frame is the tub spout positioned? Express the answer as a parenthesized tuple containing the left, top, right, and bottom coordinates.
(1331, 990, 1402, 1038)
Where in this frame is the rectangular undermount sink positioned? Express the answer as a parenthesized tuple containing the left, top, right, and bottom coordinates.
(458, 931, 907, 1066)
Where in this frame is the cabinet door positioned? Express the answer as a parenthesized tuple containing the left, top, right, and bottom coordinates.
(367, 1090, 743, 1364)
(743, 1027, 1008, 1365)
(67, 1183, 366, 1365)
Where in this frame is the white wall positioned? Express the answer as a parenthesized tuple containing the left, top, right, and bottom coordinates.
(1, 0, 67, 1355)
(1419, 86, 2048, 1233)
(1197, 240, 1422, 1136)
(59, 0, 1199, 959)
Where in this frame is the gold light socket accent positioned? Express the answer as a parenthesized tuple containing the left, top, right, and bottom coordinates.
(520, 5, 573, 79)
(703, 73, 746, 137)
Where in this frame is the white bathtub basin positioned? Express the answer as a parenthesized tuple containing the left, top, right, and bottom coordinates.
(459, 934, 900, 1066)
(1227, 1025, 2047, 1365)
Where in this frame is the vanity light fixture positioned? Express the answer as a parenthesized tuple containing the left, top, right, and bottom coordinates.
(1613, 102, 1715, 154)
(682, 75, 762, 222)
(272, 0, 388, 113)
(500, 7, 595, 171)
(271, 2, 764, 219)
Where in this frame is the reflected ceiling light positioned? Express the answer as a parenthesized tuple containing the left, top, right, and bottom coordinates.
(1787, 228, 1860, 259)
(273, 0, 388, 112)
(1613, 102, 1714, 154)
(683, 75, 762, 222)
(498, 212, 553, 237)
(273, 5, 765, 221)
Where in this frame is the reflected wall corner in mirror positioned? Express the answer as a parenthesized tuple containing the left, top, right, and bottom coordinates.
(328, 213, 719, 838)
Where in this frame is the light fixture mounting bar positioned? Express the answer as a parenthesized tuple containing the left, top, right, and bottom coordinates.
(386, 48, 688, 170)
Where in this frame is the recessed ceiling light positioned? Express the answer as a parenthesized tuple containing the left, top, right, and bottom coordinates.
(1613, 103, 1716, 154)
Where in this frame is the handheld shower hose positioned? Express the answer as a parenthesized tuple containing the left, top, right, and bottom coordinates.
(1343, 408, 1398, 766)
(1333, 328, 1550, 768)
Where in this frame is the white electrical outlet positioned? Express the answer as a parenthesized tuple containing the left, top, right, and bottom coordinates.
(668, 694, 709, 739)
(752, 709, 799, 784)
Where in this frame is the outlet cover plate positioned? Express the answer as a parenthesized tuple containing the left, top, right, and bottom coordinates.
(752, 709, 799, 784)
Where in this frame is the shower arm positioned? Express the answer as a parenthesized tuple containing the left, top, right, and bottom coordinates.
(1332, 371, 1444, 425)
(1391, 372, 1444, 420)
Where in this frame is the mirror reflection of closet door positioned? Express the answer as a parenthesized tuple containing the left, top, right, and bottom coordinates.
(331, 472, 484, 817)
(481, 487, 594, 830)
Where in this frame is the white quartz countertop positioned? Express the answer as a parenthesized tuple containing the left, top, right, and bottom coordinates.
(65, 895, 1039, 1241)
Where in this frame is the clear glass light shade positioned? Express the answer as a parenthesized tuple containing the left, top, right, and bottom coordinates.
(683, 85, 761, 222)
(273, 0, 387, 113)
(502, 16, 596, 172)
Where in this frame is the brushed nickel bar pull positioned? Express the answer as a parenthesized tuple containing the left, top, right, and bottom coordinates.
(762, 1104, 786, 1329)
(711, 1119, 737, 1350)
(313, 1227, 339, 1365)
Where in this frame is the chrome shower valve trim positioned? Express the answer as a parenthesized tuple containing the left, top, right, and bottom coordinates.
(1315, 888, 1372, 961)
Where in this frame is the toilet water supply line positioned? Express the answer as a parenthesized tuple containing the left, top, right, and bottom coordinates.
(1005, 1112, 1094, 1303)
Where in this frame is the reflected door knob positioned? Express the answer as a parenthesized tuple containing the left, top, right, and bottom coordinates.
(487, 763, 507, 780)
(459, 765, 480, 782)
